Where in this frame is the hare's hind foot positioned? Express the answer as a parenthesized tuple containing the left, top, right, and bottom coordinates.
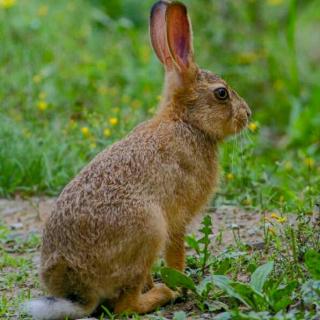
(114, 283, 178, 314)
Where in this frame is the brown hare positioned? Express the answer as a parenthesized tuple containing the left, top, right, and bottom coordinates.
(23, 1, 251, 319)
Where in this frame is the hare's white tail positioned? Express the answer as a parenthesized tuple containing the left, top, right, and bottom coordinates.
(22, 297, 87, 320)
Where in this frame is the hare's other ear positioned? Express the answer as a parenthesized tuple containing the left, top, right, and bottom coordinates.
(150, 1, 173, 70)
(166, 1, 194, 72)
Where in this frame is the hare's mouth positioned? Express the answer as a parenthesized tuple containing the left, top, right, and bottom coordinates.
(232, 116, 249, 134)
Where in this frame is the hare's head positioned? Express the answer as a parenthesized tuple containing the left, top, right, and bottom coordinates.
(150, 1, 251, 140)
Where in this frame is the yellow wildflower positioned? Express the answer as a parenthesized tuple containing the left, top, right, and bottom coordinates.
(243, 198, 252, 206)
(157, 95, 162, 102)
(109, 117, 118, 126)
(37, 100, 48, 111)
(0, 0, 16, 9)
(271, 212, 287, 223)
(271, 212, 280, 220)
(304, 157, 315, 168)
(81, 127, 90, 137)
(103, 128, 111, 137)
(267, 0, 283, 6)
(237, 52, 259, 65)
(248, 122, 258, 132)
(131, 100, 141, 109)
(226, 173, 234, 181)
(33, 74, 42, 84)
(277, 217, 287, 223)
(90, 142, 97, 149)
(37, 4, 48, 17)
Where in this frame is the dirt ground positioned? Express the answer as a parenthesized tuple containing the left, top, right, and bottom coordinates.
(0, 197, 266, 319)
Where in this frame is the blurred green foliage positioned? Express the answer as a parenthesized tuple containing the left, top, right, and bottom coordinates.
(0, 0, 319, 212)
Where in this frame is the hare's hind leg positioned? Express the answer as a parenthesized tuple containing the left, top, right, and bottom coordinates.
(114, 283, 177, 314)
(143, 272, 154, 292)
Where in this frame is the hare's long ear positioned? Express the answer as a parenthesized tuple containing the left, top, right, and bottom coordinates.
(150, 1, 173, 70)
(166, 2, 195, 73)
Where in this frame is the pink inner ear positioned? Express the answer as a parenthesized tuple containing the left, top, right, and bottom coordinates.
(166, 3, 192, 70)
(177, 36, 188, 65)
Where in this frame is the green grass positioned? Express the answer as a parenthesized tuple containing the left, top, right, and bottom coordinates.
(160, 214, 320, 319)
(0, 0, 320, 319)
(0, 0, 319, 200)
(0, 224, 40, 318)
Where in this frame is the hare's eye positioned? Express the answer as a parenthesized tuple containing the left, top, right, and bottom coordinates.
(214, 87, 229, 101)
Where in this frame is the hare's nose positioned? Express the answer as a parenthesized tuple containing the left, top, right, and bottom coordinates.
(242, 99, 251, 118)
(244, 104, 252, 118)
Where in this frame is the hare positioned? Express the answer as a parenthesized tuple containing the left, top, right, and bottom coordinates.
(23, 1, 251, 319)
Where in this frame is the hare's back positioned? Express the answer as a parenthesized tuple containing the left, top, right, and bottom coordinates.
(47, 125, 162, 226)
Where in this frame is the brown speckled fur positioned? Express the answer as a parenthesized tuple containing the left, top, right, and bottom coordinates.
(38, 0, 251, 317)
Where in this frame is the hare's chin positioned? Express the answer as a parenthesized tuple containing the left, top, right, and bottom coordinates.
(233, 118, 248, 133)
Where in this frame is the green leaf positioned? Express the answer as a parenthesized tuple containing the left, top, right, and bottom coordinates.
(225, 310, 273, 320)
(198, 235, 211, 245)
(269, 281, 298, 312)
(173, 311, 187, 320)
(160, 267, 196, 292)
(231, 282, 265, 310)
(100, 305, 114, 319)
(205, 300, 228, 312)
(197, 276, 214, 296)
(214, 312, 232, 320)
(305, 249, 320, 280)
(210, 275, 250, 307)
(250, 261, 274, 293)
(202, 215, 213, 227)
(185, 234, 200, 253)
(302, 279, 320, 307)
